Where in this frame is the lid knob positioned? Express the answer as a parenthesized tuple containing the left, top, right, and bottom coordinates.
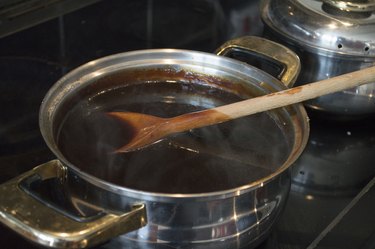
(322, 0, 375, 12)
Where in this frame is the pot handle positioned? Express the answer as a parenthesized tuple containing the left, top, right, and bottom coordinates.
(216, 36, 300, 87)
(0, 160, 147, 248)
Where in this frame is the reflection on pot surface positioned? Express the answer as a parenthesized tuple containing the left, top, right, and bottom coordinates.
(61, 165, 291, 249)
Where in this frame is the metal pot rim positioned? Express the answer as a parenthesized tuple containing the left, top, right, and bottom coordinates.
(39, 48, 309, 202)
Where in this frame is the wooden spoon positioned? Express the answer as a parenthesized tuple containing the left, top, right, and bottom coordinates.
(108, 66, 375, 153)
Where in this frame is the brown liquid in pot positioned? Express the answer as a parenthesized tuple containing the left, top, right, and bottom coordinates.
(57, 81, 290, 194)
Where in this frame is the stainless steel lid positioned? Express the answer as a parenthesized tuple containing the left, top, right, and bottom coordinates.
(261, 0, 375, 57)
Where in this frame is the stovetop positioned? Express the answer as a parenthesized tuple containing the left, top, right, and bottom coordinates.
(0, 0, 374, 248)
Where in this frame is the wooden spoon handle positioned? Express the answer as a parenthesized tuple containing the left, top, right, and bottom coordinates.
(215, 65, 375, 119)
(170, 66, 375, 132)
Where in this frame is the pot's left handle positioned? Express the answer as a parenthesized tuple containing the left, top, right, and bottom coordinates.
(0, 160, 147, 248)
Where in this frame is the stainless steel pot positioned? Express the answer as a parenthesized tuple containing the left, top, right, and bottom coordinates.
(0, 36, 309, 249)
(261, 0, 375, 118)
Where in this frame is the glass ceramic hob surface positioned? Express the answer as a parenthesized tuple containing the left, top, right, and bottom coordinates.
(0, 1, 374, 248)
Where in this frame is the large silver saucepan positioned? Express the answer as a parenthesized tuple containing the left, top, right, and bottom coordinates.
(261, 0, 375, 119)
(0, 36, 309, 249)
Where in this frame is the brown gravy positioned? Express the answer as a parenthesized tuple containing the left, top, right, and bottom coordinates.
(57, 81, 290, 194)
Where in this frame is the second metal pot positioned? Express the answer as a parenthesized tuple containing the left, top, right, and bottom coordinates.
(261, 0, 375, 118)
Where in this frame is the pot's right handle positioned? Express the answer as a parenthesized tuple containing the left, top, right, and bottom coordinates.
(0, 160, 147, 248)
(216, 36, 300, 87)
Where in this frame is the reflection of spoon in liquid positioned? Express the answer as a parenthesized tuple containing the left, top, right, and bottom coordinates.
(108, 66, 375, 153)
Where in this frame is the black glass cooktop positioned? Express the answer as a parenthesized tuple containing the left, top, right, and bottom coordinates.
(0, 1, 374, 249)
